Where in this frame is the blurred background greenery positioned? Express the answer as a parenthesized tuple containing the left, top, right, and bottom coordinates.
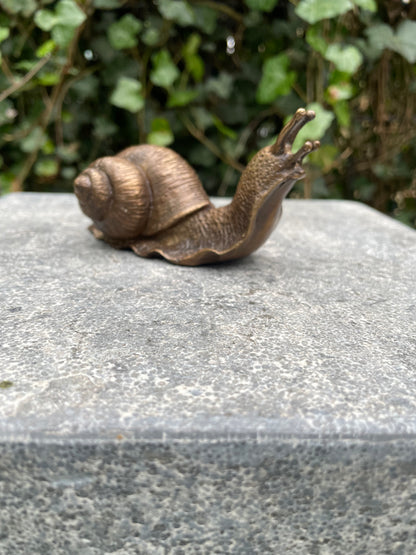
(1, 0, 415, 228)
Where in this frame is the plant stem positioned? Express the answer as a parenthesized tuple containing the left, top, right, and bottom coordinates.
(11, 24, 86, 192)
(191, 0, 244, 23)
(181, 114, 245, 173)
(0, 55, 51, 103)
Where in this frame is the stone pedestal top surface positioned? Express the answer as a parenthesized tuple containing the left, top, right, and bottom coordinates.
(1, 193, 415, 442)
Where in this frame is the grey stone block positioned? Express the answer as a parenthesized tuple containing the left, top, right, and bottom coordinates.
(0, 192, 415, 554)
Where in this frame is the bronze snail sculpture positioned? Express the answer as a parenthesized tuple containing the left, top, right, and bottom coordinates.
(74, 108, 319, 266)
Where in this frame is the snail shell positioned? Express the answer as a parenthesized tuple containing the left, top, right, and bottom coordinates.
(74, 144, 210, 242)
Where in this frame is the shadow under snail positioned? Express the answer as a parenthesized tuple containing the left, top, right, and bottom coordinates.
(74, 108, 319, 266)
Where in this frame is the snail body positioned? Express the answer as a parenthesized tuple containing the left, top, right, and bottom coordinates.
(74, 108, 319, 266)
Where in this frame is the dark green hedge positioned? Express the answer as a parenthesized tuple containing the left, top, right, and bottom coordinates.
(1, 0, 415, 227)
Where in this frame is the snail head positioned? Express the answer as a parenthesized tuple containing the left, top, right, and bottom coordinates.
(243, 109, 320, 196)
(269, 108, 320, 179)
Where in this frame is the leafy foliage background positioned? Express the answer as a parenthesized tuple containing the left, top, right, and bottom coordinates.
(1, 0, 416, 228)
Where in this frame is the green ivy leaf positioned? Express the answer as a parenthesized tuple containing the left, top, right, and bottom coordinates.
(295, 0, 353, 24)
(142, 27, 160, 46)
(353, 0, 376, 11)
(71, 75, 99, 99)
(366, 21, 416, 63)
(93, 0, 122, 8)
(256, 54, 296, 104)
(0, 26, 10, 43)
(395, 20, 416, 63)
(52, 24, 76, 48)
(34, 0, 85, 42)
(55, 0, 86, 27)
(20, 127, 48, 153)
(150, 50, 180, 88)
(193, 7, 217, 34)
(37, 72, 60, 86)
(187, 54, 204, 82)
(0, 0, 36, 16)
(42, 138, 55, 155)
(212, 115, 237, 139)
(57, 143, 79, 162)
(61, 166, 77, 179)
(108, 14, 142, 50)
(183, 33, 201, 57)
(325, 44, 363, 74)
(244, 0, 279, 12)
(35, 40, 56, 58)
(183, 35, 204, 82)
(61, 111, 73, 123)
(309, 144, 339, 173)
(191, 107, 213, 130)
(93, 116, 118, 138)
(110, 77, 145, 113)
(326, 82, 354, 102)
(244, 10, 263, 28)
(147, 131, 172, 147)
(34, 9, 57, 31)
(0, 172, 14, 194)
(157, 0, 195, 26)
(147, 117, 174, 146)
(365, 24, 394, 58)
(291, 102, 334, 151)
(205, 73, 233, 99)
(333, 100, 351, 128)
(306, 26, 328, 55)
(167, 89, 199, 107)
(14, 60, 36, 71)
(34, 158, 59, 177)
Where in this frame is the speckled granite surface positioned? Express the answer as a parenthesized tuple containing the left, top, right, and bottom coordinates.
(0, 193, 416, 553)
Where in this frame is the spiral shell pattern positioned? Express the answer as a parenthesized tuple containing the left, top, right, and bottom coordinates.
(74, 156, 150, 240)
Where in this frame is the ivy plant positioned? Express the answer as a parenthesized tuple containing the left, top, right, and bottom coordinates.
(0, 0, 415, 228)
